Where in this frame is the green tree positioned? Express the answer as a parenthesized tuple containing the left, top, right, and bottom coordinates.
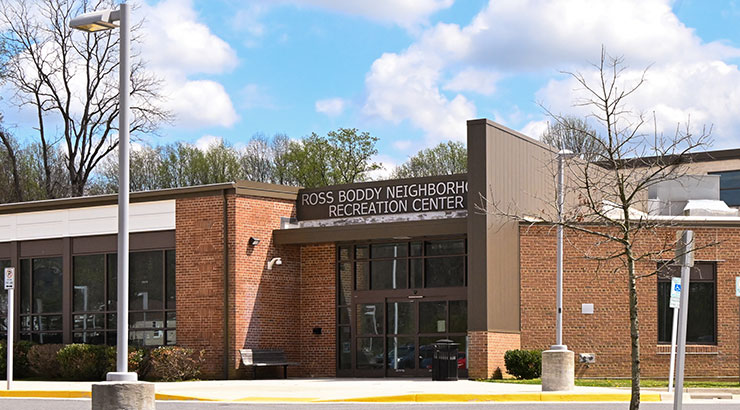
(282, 128, 380, 188)
(392, 141, 466, 179)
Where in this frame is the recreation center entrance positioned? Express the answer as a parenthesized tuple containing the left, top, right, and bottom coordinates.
(336, 238, 468, 377)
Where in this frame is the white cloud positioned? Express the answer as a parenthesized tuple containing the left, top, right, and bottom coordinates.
(315, 97, 347, 117)
(164, 79, 239, 128)
(521, 120, 549, 142)
(361, 0, 740, 147)
(140, 0, 237, 75)
(137, 0, 239, 130)
(444, 68, 500, 96)
(367, 154, 398, 181)
(393, 140, 413, 151)
(289, 0, 454, 29)
(194, 135, 223, 151)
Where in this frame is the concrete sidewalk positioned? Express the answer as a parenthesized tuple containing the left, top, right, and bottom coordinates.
(0, 378, 736, 403)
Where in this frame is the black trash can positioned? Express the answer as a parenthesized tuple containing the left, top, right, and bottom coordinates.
(432, 339, 459, 381)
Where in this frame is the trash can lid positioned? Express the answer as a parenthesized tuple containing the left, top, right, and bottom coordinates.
(435, 339, 459, 345)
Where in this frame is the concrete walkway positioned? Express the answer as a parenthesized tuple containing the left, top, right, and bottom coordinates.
(0, 378, 737, 403)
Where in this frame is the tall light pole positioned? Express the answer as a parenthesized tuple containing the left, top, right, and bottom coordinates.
(553, 149, 575, 351)
(70, 2, 136, 382)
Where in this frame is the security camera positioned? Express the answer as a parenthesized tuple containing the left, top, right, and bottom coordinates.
(267, 257, 282, 270)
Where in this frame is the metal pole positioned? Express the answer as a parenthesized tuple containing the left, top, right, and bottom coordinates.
(6, 288, 13, 390)
(673, 265, 691, 409)
(108, 1, 134, 381)
(668, 305, 678, 393)
(552, 153, 566, 350)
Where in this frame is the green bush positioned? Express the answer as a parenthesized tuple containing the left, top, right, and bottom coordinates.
(105, 347, 146, 378)
(57, 344, 112, 381)
(0, 340, 35, 379)
(27, 344, 63, 379)
(504, 349, 542, 379)
(146, 346, 204, 381)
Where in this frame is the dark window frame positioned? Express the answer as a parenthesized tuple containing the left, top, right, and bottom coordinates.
(657, 261, 717, 345)
(709, 170, 740, 206)
(19, 256, 64, 343)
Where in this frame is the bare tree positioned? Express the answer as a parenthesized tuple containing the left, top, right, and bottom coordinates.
(540, 115, 605, 162)
(0, 0, 169, 197)
(484, 49, 712, 410)
(241, 133, 274, 183)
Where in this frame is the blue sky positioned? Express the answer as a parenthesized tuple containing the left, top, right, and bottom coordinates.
(3, 0, 740, 177)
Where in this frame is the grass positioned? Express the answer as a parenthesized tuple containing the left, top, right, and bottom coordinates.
(484, 378, 740, 388)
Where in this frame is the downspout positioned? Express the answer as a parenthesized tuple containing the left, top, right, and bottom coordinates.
(223, 189, 230, 379)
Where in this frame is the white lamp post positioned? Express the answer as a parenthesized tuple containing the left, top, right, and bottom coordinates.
(552, 149, 576, 351)
(542, 149, 577, 392)
(70, 2, 135, 382)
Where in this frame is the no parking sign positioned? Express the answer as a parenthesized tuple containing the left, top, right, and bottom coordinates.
(3, 267, 13, 290)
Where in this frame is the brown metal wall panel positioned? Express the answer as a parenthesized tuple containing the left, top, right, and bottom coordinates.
(72, 230, 175, 254)
(0, 242, 9, 259)
(20, 238, 63, 257)
(467, 119, 557, 333)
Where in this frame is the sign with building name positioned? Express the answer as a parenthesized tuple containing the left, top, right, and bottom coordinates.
(4, 267, 14, 290)
(669, 277, 681, 309)
(297, 175, 468, 220)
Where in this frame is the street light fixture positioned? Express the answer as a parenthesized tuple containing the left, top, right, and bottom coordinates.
(552, 149, 576, 351)
(70, 2, 134, 382)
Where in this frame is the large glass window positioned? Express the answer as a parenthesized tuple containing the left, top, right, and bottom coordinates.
(84, 251, 176, 347)
(343, 239, 467, 291)
(0, 260, 9, 338)
(20, 257, 64, 344)
(710, 170, 740, 206)
(657, 262, 715, 344)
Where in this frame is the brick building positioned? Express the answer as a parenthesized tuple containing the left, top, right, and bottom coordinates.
(2, 118, 740, 380)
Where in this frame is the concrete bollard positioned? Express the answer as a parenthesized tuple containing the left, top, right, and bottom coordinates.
(541, 349, 575, 391)
(91, 381, 155, 410)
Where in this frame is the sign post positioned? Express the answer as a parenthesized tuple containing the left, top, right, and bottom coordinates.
(673, 230, 694, 410)
(668, 277, 681, 393)
(4, 267, 14, 391)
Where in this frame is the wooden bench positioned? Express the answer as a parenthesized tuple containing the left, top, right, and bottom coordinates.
(239, 349, 298, 379)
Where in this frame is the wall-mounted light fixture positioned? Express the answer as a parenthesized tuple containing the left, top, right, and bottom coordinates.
(248, 237, 261, 246)
(267, 257, 282, 270)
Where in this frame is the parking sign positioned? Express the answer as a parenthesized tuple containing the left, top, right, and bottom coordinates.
(4, 267, 14, 290)
(669, 277, 681, 309)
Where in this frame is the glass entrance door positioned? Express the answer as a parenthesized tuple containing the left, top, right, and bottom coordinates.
(337, 238, 468, 378)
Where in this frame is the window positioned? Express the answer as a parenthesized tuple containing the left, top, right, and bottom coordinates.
(710, 170, 740, 206)
(657, 262, 716, 344)
(0, 259, 9, 339)
(342, 239, 467, 291)
(20, 257, 64, 343)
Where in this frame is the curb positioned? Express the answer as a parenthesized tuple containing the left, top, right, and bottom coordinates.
(319, 393, 663, 403)
(0, 390, 663, 403)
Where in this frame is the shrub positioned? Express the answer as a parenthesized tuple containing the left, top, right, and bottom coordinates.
(57, 344, 112, 381)
(0, 340, 35, 379)
(27, 344, 63, 379)
(504, 349, 542, 380)
(146, 346, 204, 382)
(105, 347, 146, 378)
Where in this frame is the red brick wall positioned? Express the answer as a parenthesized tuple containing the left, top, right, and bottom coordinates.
(175, 194, 227, 378)
(468, 331, 521, 379)
(299, 243, 337, 377)
(520, 224, 740, 379)
(232, 195, 300, 378)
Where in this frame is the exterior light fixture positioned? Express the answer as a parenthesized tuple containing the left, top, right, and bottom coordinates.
(267, 257, 282, 270)
(69, 9, 120, 32)
(248, 237, 261, 246)
(70, 2, 133, 382)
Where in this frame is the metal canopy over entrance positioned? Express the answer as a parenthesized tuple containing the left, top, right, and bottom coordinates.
(336, 237, 468, 378)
